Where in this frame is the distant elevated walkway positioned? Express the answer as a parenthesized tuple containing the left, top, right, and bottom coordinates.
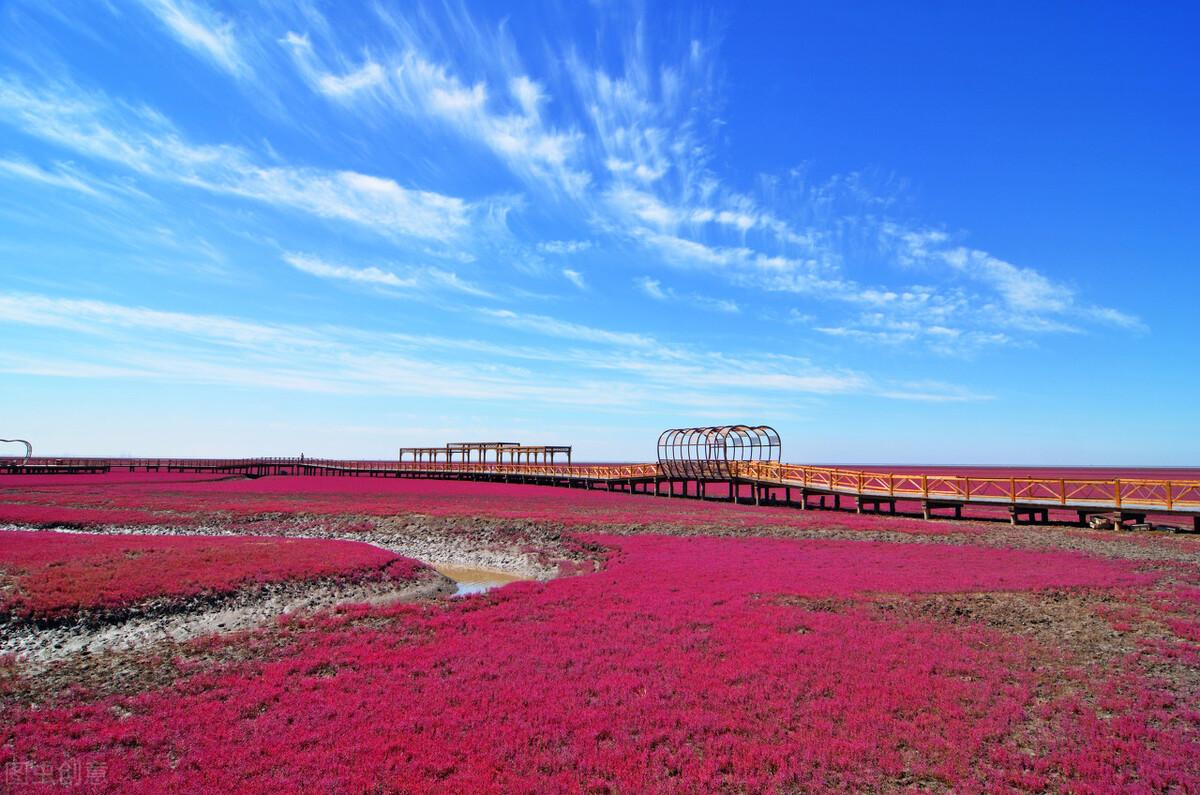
(1, 455, 1197, 530)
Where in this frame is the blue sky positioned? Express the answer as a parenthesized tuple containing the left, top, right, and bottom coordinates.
(0, 1, 1196, 463)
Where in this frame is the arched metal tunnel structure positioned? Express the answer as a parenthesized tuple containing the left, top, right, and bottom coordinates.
(657, 425, 781, 480)
(0, 438, 31, 465)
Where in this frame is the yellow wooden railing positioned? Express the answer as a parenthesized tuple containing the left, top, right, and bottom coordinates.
(3, 456, 1198, 512)
(733, 462, 1200, 510)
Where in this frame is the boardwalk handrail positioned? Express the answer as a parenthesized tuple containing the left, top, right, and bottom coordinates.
(300, 458, 660, 480)
(733, 462, 1200, 511)
(1, 456, 1198, 514)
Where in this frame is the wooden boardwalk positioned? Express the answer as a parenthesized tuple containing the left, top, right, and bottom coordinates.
(2, 456, 1198, 530)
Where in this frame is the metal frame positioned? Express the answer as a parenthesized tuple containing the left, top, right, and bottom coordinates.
(0, 438, 31, 465)
(446, 442, 521, 464)
(400, 442, 573, 465)
(507, 445, 572, 465)
(656, 425, 781, 479)
(398, 446, 452, 463)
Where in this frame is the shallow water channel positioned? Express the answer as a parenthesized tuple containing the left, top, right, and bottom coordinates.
(433, 564, 531, 597)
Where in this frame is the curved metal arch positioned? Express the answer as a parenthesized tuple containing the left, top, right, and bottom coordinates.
(656, 425, 781, 479)
(1, 438, 32, 465)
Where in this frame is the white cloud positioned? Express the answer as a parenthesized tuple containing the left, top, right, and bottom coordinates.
(321, 61, 387, 97)
(607, 187, 680, 227)
(282, 35, 590, 194)
(0, 158, 102, 196)
(566, 44, 699, 197)
(787, 310, 815, 325)
(692, 296, 739, 314)
(0, 77, 474, 243)
(562, 25, 1139, 348)
(509, 76, 543, 116)
(888, 225, 950, 265)
(636, 230, 856, 301)
(284, 253, 415, 288)
(537, 240, 591, 254)
(635, 277, 738, 313)
(875, 381, 992, 402)
(816, 326, 917, 346)
(0, 293, 303, 348)
(284, 253, 492, 297)
(137, 0, 246, 77)
(279, 7, 1139, 358)
(636, 276, 667, 300)
(0, 0, 1140, 409)
(481, 309, 655, 348)
(816, 313, 1013, 356)
(869, 223, 1147, 339)
(281, 32, 387, 97)
(562, 269, 586, 289)
(421, 267, 493, 298)
(939, 246, 1073, 313)
(1085, 305, 1147, 332)
(0, 291, 986, 408)
(637, 231, 744, 268)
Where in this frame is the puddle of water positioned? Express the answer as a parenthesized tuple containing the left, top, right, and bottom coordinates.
(433, 565, 530, 597)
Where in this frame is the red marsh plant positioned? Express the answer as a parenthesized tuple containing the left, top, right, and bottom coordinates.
(0, 473, 981, 535)
(5, 534, 1194, 792)
(0, 530, 427, 622)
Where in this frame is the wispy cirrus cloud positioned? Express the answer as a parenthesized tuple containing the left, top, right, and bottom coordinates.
(281, 29, 590, 195)
(537, 240, 591, 255)
(0, 291, 984, 411)
(561, 269, 587, 290)
(0, 76, 476, 244)
(0, 292, 306, 348)
(816, 319, 1012, 355)
(284, 253, 493, 298)
(883, 226, 1146, 335)
(479, 308, 655, 348)
(0, 0, 1141, 448)
(421, 267, 494, 298)
(0, 157, 114, 198)
(941, 245, 1074, 313)
(636, 276, 668, 301)
(260, 2, 1139, 354)
(1084, 305, 1146, 332)
(135, 0, 247, 77)
(564, 17, 1143, 347)
(283, 253, 416, 289)
(636, 277, 739, 314)
(875, 380, 992, 403)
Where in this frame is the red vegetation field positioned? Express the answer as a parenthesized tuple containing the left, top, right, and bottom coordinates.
(3, 472, 1199, 791)
(0, 530, 426, 622)
(0, 473, 970, 535)
(5, 534, 1197, 791)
